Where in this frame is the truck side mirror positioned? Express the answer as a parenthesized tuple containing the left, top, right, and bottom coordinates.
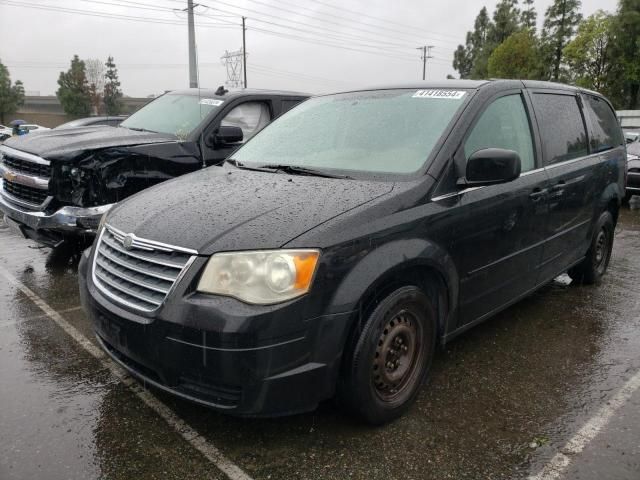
(209, 126, 243, 148)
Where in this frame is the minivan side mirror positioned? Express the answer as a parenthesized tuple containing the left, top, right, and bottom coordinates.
(209, 125, 243, 148)
(461, 148, 522, 187)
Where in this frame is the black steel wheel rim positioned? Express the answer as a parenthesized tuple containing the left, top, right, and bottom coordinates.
(371, 308, 425, 403)
(594, 228, 609, 274)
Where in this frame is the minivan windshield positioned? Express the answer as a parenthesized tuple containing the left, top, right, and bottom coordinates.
(231, 89, 469, 175)
(121, 93, 221, 139)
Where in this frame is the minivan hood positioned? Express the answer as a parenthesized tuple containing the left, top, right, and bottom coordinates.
(107, 165, 394, 253)
(3, 126, 176, 158)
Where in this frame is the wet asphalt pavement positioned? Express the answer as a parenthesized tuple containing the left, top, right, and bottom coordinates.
(0, 205, 639, 480)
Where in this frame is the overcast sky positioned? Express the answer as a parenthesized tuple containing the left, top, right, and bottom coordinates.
(0, 0, 618, 97)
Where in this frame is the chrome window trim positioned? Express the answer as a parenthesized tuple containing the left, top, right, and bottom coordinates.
(544, 152, 602, 170)
(0, 145, 51, 165)
(431, 186, 484, 202)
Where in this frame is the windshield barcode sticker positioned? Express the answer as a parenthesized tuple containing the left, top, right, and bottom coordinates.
(413, 90, 466, 99)
(199, 98, 224, 106)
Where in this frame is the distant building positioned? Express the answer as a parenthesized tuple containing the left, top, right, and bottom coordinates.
(10, 96, 151, 128)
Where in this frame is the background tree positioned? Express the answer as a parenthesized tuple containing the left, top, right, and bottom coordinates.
(453, 7, 493, 79)
(542, 0, 583, 81)
(0, 60, 25, 124)
(85, 58, 105, 115)
(521, 0, 538, 30)
(563, 11, 614, 93)
(608, 0, 640, 108)
(56, 55, 92, 116)
(490, 0, 522, 43)
(488, 31, 541, 78)
(103, 56, 123, 115)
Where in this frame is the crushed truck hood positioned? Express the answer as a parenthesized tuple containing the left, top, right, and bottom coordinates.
(3, 126, 176, 159)
(107, 164, 394, 254)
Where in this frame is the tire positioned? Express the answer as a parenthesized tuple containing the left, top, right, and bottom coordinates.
(339, 285, 437, 425)
(568, 211, 614, 285)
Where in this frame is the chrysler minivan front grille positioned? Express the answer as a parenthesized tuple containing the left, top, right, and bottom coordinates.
(93, 226, 196, 312)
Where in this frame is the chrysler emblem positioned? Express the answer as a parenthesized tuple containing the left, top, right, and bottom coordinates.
(122, 234, 135, 250)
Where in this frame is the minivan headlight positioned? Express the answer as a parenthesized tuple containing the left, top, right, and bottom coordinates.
(197, 249, 320, 304)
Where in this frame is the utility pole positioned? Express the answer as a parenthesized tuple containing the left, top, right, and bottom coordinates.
(242, 16, 247, 88)
(417, 45, 434, 81)
(187, 0, 198, 88)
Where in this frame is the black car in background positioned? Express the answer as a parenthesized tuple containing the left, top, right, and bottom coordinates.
(55, 115, 128, 129)
(0, 88, 308, 247)
(79, 80, 625, 424)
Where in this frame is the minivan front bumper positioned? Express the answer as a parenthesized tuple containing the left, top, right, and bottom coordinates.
(78, 249, 352, 416)
(0, 193, 112, 246)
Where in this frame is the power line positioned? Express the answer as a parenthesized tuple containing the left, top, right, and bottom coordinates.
(304, 0, 461, 42)
(242, 23, 417, 62)
(0, 0, 240, 28)
(193, 1, 421, 55)
(244, 0, 460, 48)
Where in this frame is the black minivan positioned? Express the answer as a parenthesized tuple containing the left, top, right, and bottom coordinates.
(78, 80, 626, 424)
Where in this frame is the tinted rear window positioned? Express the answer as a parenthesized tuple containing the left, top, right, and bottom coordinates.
(532, 93, 588, 166)
(584, 95, 623, 152)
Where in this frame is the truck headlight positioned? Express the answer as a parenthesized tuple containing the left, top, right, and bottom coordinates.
(197, 249, 320, 304)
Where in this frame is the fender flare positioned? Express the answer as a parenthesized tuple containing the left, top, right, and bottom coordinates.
(329, 238, 459, 335)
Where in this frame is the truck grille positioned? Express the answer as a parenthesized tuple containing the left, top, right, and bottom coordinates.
(93, 226, 196, 312)
(0, 146, 51, 210)
(2, 155, 51, 177)
(3, 179, 49, 205)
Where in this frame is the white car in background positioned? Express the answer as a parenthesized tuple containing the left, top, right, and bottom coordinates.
(0, 125, 12, 143)
(19, 124, 50, 133)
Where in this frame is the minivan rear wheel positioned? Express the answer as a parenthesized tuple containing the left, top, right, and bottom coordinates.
(568, 211, 614, 285)
(339, 286, 436, 425)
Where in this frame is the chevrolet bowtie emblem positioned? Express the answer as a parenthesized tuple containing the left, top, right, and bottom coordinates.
(3, 171, 16, 182)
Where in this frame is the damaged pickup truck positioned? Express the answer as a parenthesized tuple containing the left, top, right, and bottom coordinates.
(0, 87, 308, 247)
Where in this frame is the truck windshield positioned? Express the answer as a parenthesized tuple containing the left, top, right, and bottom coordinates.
(121, 93, 221, 139)
(232, 89, 469, 175)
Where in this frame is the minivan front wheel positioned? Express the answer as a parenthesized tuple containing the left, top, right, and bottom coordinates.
(568, 211, 614, 285)
(340, 286, 436, 425)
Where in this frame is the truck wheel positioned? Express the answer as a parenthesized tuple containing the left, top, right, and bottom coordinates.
(624, 191, 633, 204)
(339, 286, 436, 425)
(568, 211, 614, 285)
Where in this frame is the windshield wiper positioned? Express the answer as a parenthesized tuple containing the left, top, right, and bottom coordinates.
(124, 126, 158, 133)
(226, 159, 352, 179)
(255, 164, 352, 179)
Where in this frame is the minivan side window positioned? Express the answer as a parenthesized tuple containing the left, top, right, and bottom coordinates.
(584, 95, 623, 152)
(464, 94, 535, 172)
(531, 93, 588, 166)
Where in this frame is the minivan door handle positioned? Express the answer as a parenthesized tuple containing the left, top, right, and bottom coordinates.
(529, 188, 547, 202)
(549, 180, 566, 198)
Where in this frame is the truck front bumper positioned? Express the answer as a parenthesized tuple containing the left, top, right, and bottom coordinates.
(0, 193, 113, 246)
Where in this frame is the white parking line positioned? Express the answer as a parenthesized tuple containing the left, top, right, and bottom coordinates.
(528, 369, 640, 480)
(0, 266, 254, 480)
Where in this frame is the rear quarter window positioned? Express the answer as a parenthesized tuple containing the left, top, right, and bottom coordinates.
(583, 95, 623, 152)
(532, 93, 588, 166)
